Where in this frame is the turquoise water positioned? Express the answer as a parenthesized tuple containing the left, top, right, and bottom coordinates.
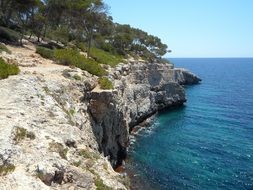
(127, 58, 253, 190)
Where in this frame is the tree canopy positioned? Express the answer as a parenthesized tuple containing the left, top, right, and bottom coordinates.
(0, 0, 169, 61)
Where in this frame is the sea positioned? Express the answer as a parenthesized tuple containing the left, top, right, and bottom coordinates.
(127, 58, 253, 190)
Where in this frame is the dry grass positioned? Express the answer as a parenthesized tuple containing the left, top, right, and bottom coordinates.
(13, 127, 35, 143)
(49, 142, 68, 160)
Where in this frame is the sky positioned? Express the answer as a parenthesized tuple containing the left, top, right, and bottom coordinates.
(104, 0, 253, 58)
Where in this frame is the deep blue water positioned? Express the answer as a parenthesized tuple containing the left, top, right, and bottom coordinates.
(127, 58, 253, 190)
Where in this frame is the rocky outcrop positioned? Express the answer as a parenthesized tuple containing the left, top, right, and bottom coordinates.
(88, 62, 201, 168)
(173, 68, 201, 85)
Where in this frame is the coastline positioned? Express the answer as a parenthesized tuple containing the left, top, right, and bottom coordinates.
(123, 58, 253, 190)
(123, 99, 192, 190)
(2, 0, 251, 188)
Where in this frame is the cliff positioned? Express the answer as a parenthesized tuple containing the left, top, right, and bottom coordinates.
(0, 43, 200, 189)
(88, 62, 201, 167)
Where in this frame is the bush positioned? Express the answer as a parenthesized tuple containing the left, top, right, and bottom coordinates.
(73, 74, 81, 81)
(54, 48, 80, 66)
(79, 149, 100, 160)
(76, 58, 107, 77)
(0, 44, 11, 54)
(54, 49, 107, 76)
(13, 127, 35, 143)
(49, 142, 68, 160)
(72, 160, 82, 167)
(0, 163, 15, 176)
(76, 42, 87, 52)
(0, 58, 20, 79)
(98, 77, 113, 90)
(0, 26, 20, 44)
(99, 42, 117, 54)
(95, 177, 113, 190)
(90, 47, 123, 67)
(36, 46, 54, 59)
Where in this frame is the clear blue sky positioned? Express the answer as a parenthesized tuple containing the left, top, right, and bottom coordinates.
(104, 0, 253, 58)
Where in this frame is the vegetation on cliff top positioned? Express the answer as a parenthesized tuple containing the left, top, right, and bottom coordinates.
(0, 43, 11, 54)
(13, 127, 35, 144)
(0, 0, 169, 63)
(0, 58, 20, 79)
(35, 46, 54, 59)
(90, 47, 124, 67)
(0, 163, 15, 176)
(95, 176, 113, 190)
(54, 48, 107, 76)
(98, 77, 113, 90)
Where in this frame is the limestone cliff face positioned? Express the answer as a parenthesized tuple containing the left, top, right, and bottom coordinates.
(88, 62, 201, 167)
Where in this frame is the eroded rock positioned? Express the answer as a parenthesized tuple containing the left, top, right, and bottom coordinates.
(88, 62, 200, 168)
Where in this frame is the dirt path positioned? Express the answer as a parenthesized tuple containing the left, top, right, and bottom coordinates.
(3, 42, 69, 76)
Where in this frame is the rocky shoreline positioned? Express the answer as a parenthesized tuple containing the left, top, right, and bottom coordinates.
(0, 43, 200, 189)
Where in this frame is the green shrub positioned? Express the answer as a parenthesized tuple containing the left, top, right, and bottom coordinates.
(72, 160, 82, 167)
(0, 58, 20, 79)
(99, 42, 117, 55)
(76, 42, 87, 52)
(98, 77, 113, 90)
(90, 47, 123, 67)
(13, 127, 26, 142)
(79, 149, 100, 160)
(75, 58, 107, 77)
(73, 74, 81, 81)
(43, 86, 50, 94)
(0, 26, 20, 44)
(0, 44, 11, 54)
(0, 163, 15, 176)
(36, 46, 54, 59)
(54, 48, 80, 65)
(95, 177, 113, 190)
(79, 149, 92, 159)
(59, 148, 69, 160)
(69, 108, 75, 115)
(54, 49, 107, 76)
